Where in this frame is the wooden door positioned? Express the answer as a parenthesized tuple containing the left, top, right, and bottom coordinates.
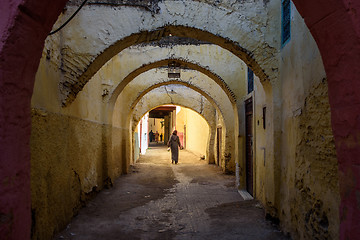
(216, 127, 222, 166)
(245, 98, 254, 196)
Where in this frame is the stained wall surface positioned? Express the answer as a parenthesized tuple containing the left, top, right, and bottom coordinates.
(30, 109, 111, 239)
(31, 49, 115, 238)
(276, 6, 340, 238)
(248, 4, 340, 239)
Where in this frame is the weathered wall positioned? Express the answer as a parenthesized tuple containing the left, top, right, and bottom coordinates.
(109, 126, 129, 175)
(31, 48, 119, 240)
(274, 4, 339, 240)
(30, 108, 111, 239)
(235, 4, 340, 240)
(291, 79, 339, 239)
(293, 1, 360, 238)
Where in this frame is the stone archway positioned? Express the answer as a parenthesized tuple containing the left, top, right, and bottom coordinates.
(131, 87, 216, 165)
(60, 24, 271, 106)
(111, 77, 235, 175)
(1, 0, 360, 239)
(107, 58, 237, 109)
(101, 59, 238, 176)
(44, 1, 278, 106)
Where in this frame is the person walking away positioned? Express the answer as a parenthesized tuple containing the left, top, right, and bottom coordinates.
(160, 133, 163, 142)
(167, 130, 181, 164)
(149, 130, 154, 142)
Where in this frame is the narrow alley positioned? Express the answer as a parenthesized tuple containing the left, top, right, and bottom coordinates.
(3, 1, 360, 239)
(54, 144, 289, 240)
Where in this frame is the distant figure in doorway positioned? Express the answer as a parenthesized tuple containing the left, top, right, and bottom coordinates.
(149, 130, 154, 142)
(160, 133, 163, 142)
(155, 131, 159, 143)
(167, 130, 182, 164)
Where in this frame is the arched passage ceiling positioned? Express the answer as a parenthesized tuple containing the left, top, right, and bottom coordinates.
(131, 85, 217, 132)
(120, 68, 233, 115)
(113, 69, 234, 135)
(100, 43, 250, 104)
(64, 43, 248, 116)
(101, 43, 250, 105)
(47, 0, 279, 105)
(61, 50, 239, 125)
(106, 56, 240, 107)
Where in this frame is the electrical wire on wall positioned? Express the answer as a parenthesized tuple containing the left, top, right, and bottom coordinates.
(49, 0, 88, 35)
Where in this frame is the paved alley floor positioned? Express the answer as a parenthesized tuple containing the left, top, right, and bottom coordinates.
(54, 144, 289, 240)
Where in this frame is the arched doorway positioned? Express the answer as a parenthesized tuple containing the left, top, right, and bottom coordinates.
(1, 1, 360, 239)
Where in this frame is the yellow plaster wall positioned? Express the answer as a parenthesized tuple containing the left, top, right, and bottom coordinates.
(176, 107, 186, 134)
(185, 109, 209, 157)
(175, 107, 209, 157)
(255, 5, 340, 240)
(30, 109, 114, 240)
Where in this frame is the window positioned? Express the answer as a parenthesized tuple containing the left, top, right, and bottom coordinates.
(281, 0, 291, 47)
(262, 107, 266, 129)
(247, 67, 254, 94)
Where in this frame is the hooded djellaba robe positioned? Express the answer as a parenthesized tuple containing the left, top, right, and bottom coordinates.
(168, 134, 181, 163)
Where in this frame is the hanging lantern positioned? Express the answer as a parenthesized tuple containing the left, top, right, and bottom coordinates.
(168, 61, 180, 78)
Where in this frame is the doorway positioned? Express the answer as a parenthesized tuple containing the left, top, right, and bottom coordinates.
(245, 97, 254, 196)
(216, 127, 222, 166)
